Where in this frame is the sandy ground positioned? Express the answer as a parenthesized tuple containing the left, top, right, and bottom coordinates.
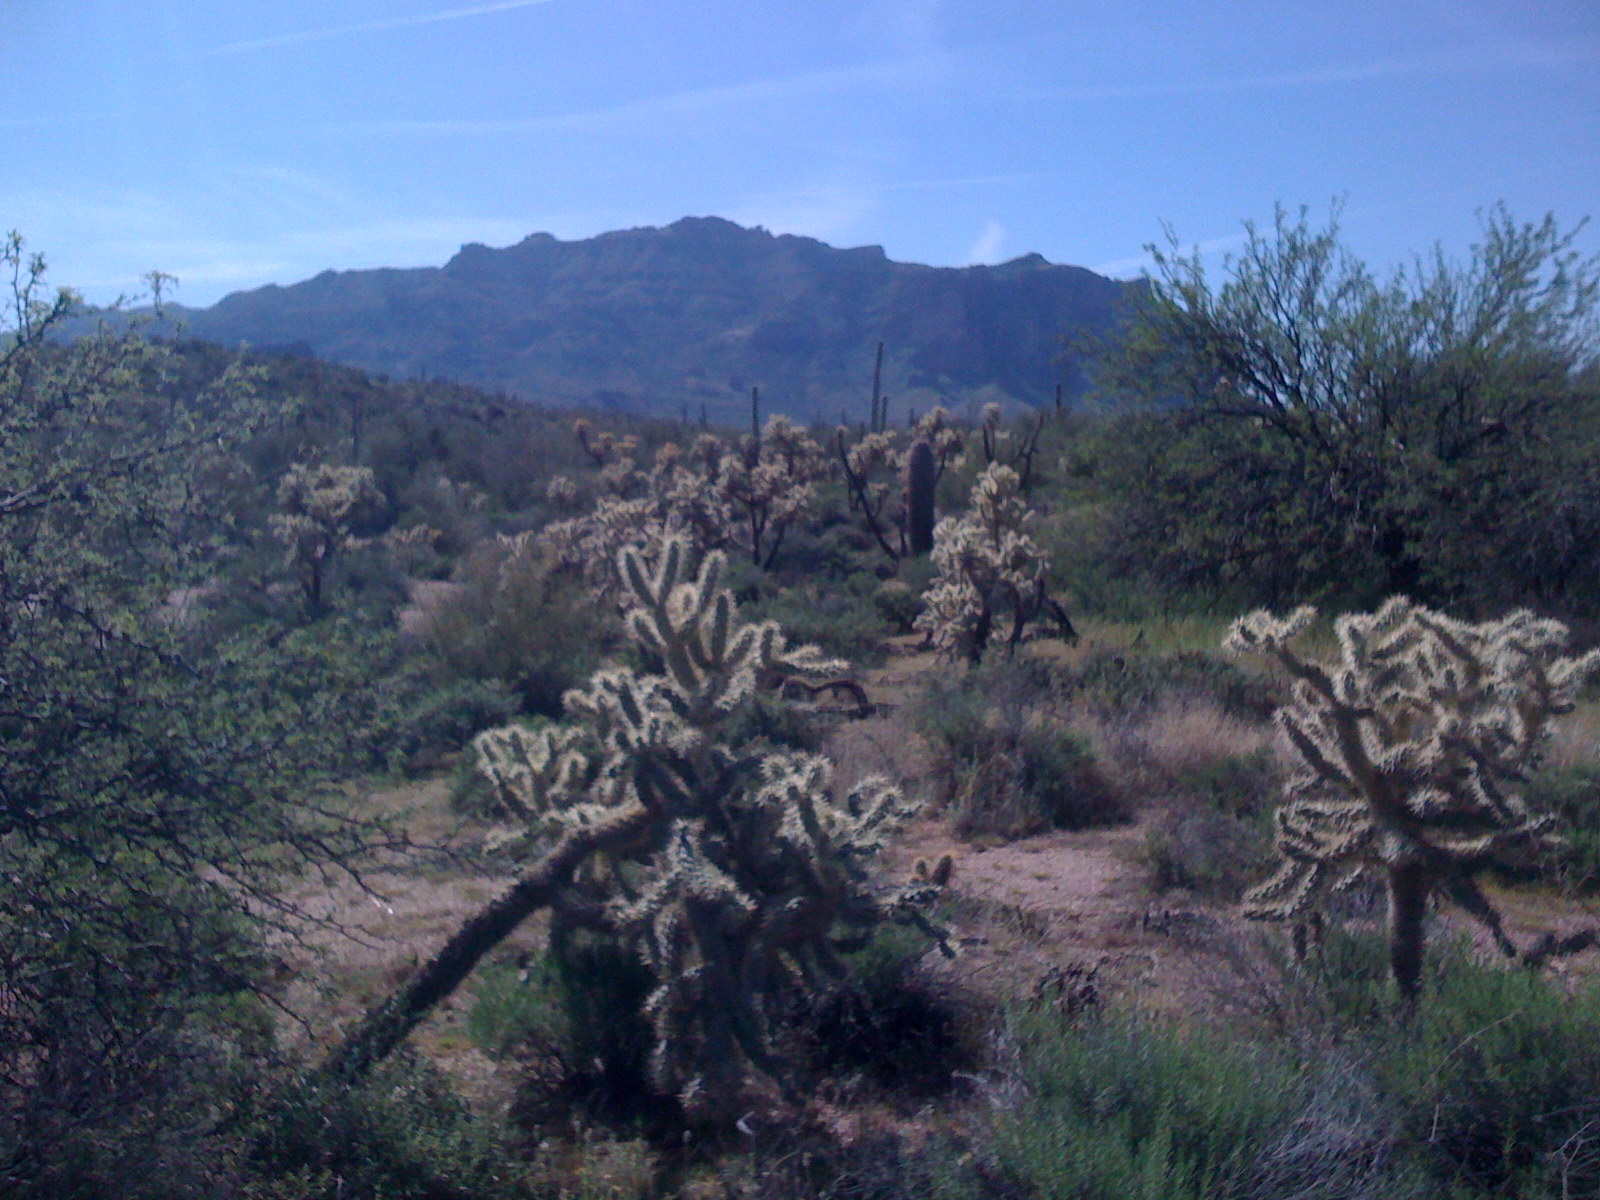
(276, 642, 1600, 1107)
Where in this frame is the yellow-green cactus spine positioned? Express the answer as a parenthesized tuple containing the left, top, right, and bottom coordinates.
(1228, 597, 1600, 1002)
(462, 535, 946, 1111)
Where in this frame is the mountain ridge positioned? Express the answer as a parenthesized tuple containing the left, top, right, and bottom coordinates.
(164, 216, 1138, 421)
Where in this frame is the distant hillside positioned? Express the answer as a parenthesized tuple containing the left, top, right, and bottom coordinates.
(162, 217, 1137, 422)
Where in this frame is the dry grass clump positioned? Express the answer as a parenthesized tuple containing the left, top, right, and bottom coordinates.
(1022, 641, 1287, 899)
(909, 654, 1126, 840)
(1082, 693, 1277, 802)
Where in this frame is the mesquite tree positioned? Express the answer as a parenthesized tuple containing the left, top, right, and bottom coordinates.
(1227, 598, 1600, 1001)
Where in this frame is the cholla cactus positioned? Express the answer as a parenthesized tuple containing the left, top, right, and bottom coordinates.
(916, 463, 1074, 661)
(723, 415, 825, 568)
(835, 428, 907, 560)
(268, 462, 383, 613)
(545, 474, 580, 507)
(1228, 597, 1600, 1000)
(537, 444, 736, 599)
(543, 416, 823, 591)
(835, 411, 966, 561)
(910, 405, 966, 479)
(471, 536, 945, 1109)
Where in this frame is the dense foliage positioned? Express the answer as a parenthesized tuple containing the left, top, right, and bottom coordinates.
(1091, 204, 1600, 615)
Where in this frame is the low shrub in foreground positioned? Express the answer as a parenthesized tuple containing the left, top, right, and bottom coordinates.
(993, 1007, 1420, 1200)
(1372, 957, 1600, 1198)
(913, 658, 1124, 840)
(245, 1054, 537, 1200)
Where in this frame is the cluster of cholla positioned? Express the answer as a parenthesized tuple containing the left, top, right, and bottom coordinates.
(269, 462, 384, 611)
(916, 462, 1067, 660)
(722, 414, 827, 567)
(540, 417, 824, 597)
(472, 536, 946, 1108)
(1228, 597, 1600, 995)
(835, 406, 966, 560)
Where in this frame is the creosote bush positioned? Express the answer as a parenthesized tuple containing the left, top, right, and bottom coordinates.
(415, 534, 609, 715)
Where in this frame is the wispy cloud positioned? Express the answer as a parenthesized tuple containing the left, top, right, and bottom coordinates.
(329, 53, 950, 137)
(728, 185, 882, 245)
(1042, 37, 1600, 103)
(965, 220, 1006, 265)
(724, 168, 1040, 254)
(196, 0, 558, 58)
(0, 112, 113, 129)
(1093, 232, 1249, 279)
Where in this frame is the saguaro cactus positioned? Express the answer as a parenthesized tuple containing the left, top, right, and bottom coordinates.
(1227, 598, 1600, 1001)
(904, 439, 937, 557)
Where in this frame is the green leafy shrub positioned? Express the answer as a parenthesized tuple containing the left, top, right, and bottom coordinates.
(471, 926, 659, 1129)
(719, 689, 831, 753)
(1172, 747, 1276, 816)
(1523, 762, 1600, 893)
(994, 1008, 1416, 1200)
(246, 1054, 537, 1200)
(415, 537, 611, 716)
(1373, 959, 1600, 1198)
(750, 570, 892, 666)
(914, 658, 1123, 839)
(786, 922, 975, 1096)
(382, 677, 520, 772)
(466, 957, 570, 1061)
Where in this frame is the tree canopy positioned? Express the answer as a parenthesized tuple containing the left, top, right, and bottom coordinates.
(1098, 204, 1600, 613)
(0, 237, 390, 1190)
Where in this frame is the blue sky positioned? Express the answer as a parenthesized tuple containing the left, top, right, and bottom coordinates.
(4, 0, 1596, 307)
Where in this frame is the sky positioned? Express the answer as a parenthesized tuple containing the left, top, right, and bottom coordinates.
(3, 0, 1597, 308)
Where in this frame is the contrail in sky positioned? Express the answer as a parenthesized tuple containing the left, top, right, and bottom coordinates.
(198, 0, 557, 57)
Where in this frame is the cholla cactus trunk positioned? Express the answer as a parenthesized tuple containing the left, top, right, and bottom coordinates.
(904, 439, 937, 557)
(1387, 859, 1430, 1002)
(1227, 597, 1600, 1003)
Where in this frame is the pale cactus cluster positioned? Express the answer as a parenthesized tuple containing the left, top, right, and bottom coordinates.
(835, 406, 966, 560)
(1228, 597, 1600, 999)
(472, 536, 944, 1108)
(540, 417, 825, 596)
(269, 461, 384, 612)
(916, 462, 1072, 660)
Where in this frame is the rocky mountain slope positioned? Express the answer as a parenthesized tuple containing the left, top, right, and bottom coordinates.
(164, 217, 1136, 421)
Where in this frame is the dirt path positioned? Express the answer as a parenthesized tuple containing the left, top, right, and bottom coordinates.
(830, 646, 1256, 1016)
